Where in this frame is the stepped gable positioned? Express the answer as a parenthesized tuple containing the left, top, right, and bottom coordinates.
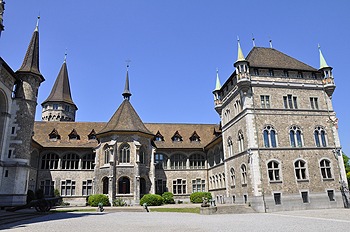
(246, 47, 317, 71)
(145, 123, 220, 149)
(33, 121, 106, 148)
(97, 99, 152, 136)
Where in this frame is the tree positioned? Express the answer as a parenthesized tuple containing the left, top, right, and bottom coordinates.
(343, 153, 350, 187)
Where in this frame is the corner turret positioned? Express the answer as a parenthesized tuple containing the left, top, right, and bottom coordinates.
(318, 45, 335, 98)
(212, 68, 222, 115)
(234, 38, 250, 94)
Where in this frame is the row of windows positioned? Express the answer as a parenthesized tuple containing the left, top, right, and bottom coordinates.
(103, 144, 147, 165)
(260, 95, 320, 110)
(154, 130, 201, 142)
(272, 190, 335, 205)
(155, 153, 206, 170)
(41, 153, 95, 170)
(252, 69, 318, 79)
(40, 179, 92, 196)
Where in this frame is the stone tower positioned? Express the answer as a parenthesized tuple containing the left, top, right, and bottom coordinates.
(41, 58, 77, 121)
(4, 18, 44, 205)
(0, 0, 4, 36)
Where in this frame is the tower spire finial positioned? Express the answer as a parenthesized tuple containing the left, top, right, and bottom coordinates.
(122, 61, 132, 100)
(64, 48, 67, 63)
(237, 36, 245, 62)
(35, 15, 40, 32)
(252, 34, 256, 47)
(269, 38, 273, 48)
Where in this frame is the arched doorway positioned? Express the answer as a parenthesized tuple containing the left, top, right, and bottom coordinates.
(140, 177, 146, 196)
(102, 177, 109, 194)
(118, 176, 130, 194)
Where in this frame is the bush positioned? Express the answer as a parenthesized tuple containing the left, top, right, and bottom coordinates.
(113, 198, 126, 207)
(140, 194, 163, 206)
(190, 192, 212, 203)
(26, 190, 36, 204)
(88, 194, 110, 207)
(162, 192, 175, 204)
(54, 189, 60, 197)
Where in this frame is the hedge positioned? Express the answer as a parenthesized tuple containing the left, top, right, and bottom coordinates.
(190, 192, 212, 203)
(140, 194, 163, 206)
(162, 192, 175, 204)
(88, 194, 110, 207)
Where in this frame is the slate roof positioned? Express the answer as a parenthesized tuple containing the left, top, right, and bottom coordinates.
(246, 47, 317, 71)
(42, 62, 76, 107)
(33, 121, 220, 149)
(97, 99, 152, 136)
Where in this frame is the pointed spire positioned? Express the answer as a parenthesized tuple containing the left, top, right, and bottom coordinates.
(17, 16, 42, 76)
(237, 37, 245, 62)
(122, 65, 132, 100)
(214, 68, 221, 91)
(42, 56, 76, 106)
(318, 44, 330, 69)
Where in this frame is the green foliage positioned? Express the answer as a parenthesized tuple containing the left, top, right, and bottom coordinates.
(190, 192, 212, 203)
(343, 154, 350, 186)
(140, 194, 164, 206)
(113, 198, 126, 207)
(54, 189, 60, 197)
(26, 190, 36, 204)
(88, 194, 110, 207)
(150, 207, 200, 214)
(162, 192, 175, 204)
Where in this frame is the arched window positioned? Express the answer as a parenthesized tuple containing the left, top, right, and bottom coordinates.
(62, 153, 79, 169)
(230, 168, 235, 186)
(103, 145, 110, 164)
(263, 125, 277, 148)
(267, 160, 280, 182)
(241, 164, 247, 185)
(170, 154, 187, 169)
(214, 147, 221, 165)
(238, 131, 244, 152)
(320, 159, 332, 179)
(41, 153, 59, 169)
(155, 153, 168, 169)
(208, 151, 214, 167)
(189, 154, 205, 169)
(294, 160, 307, 180)
(139, 146, 146, 164)
(102, 177, 109, 194)
(118, 176, 130, 194)
(82, 154, 95, 170)
(290, 126, 303, 147)
(227, 137, 233, 157)
(119, 144, 130, 163)
(314, 126, 327, 147)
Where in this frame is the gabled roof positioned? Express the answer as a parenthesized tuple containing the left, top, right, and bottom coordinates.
(42, 62, 76, 107)
(97, 99, 152, 136)
(246, 47, 317, 71)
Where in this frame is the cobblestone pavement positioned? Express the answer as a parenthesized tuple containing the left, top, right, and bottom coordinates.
(0, 208, 350, 232)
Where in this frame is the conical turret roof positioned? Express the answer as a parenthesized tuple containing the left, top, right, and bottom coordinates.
(42, 61, 76, 107)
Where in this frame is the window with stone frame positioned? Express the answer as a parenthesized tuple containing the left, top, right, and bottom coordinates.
(119, 143, 130, 163)
(118, 176, 130, 194)
(320, 159, 332, 179)
(155, 179, 167, 195)
(310, 97, 319, 110)
(82, 180, 93, 196)
(314, 126, 327, 147)
(283, 95, 298, 109)
(41, 153, 59, 169)
(103, 145, 110, 164)
(189, 154, 205, 169)
(170, 154, 187, 169)
(267, 160, 281, 182)
(61, 153, 79, 169)
(173, 179, 186, 195)
(82, 153, 95, 170)
(289, 125, 303, 147)
(155, 153, 168, 169)
(274, 193, 282, 205)
(40, 180, 54, 196)
(238, 131, 244, 152)
(139, 146, 146, 164)
(294, 160, 308, 181)
(327, 190, 335, 201)
(263, 125, 277, 148)
(260, 95, 270, 108)
(241, 164, 247, 185)
(227, 137, 233, 157)
(192, 178, 205, 193)
(301, 191, 309, 203)
(230, 168, 236, 187)
(61, 180, 76, 196)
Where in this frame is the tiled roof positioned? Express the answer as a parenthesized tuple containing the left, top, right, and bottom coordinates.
(42, 62, 76, 106)
(97, 99, 152, 136)
(246, 47, 317, 71)
(33, 121, 220, 149)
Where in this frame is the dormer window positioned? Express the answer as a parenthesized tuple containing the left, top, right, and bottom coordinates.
(171, 131, 183, 142)
(88, 129, 97, 140)
(189, 131, 201, 142)
(68, 129, 80, 140)
(154, 130, 164, 141)
(49, 128, 61, 140)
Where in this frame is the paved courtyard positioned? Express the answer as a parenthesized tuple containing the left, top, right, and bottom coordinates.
(1, 208, 350, 232)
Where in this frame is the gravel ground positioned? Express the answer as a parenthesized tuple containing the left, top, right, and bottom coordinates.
(1, 209, 350, 232)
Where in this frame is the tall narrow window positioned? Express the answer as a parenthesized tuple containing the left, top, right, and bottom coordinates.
(295, 160, 307, 180)
(241, 164, 247, 185)
(40, 180, 54, 196)
(267, 161, 280, 182)
(61, 153, 79, 170)
(119, 144, 130, 163)
(263, 125, 277, 148)
(170, 154, 187, 169)
(104, 146, 110, 164)
(230, 168, 236, 186)
(290, 126, 303, 147)
(310, 97, 319, 110)
(189, 154, 205, 169)
(283, 95, 298, 109)
(82, 154, 95, 170)
(82, 180, 93, 196)
(155, 153, 167, 169)
(260, 95, 270, 108)
(320, 159, 332, 179)
(118, 176, 130, 194)
(41, 153, 59, 169)
(314, 126, 327, 147)
(238, 131, 244, 153)
(227, 137, 233, 157)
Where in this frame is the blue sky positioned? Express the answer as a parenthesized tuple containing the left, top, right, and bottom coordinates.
(1, 1, 349, 154)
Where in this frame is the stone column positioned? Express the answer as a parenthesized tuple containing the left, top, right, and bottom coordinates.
(134, 141, 141, 204)
(150, 146, 156, 194)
